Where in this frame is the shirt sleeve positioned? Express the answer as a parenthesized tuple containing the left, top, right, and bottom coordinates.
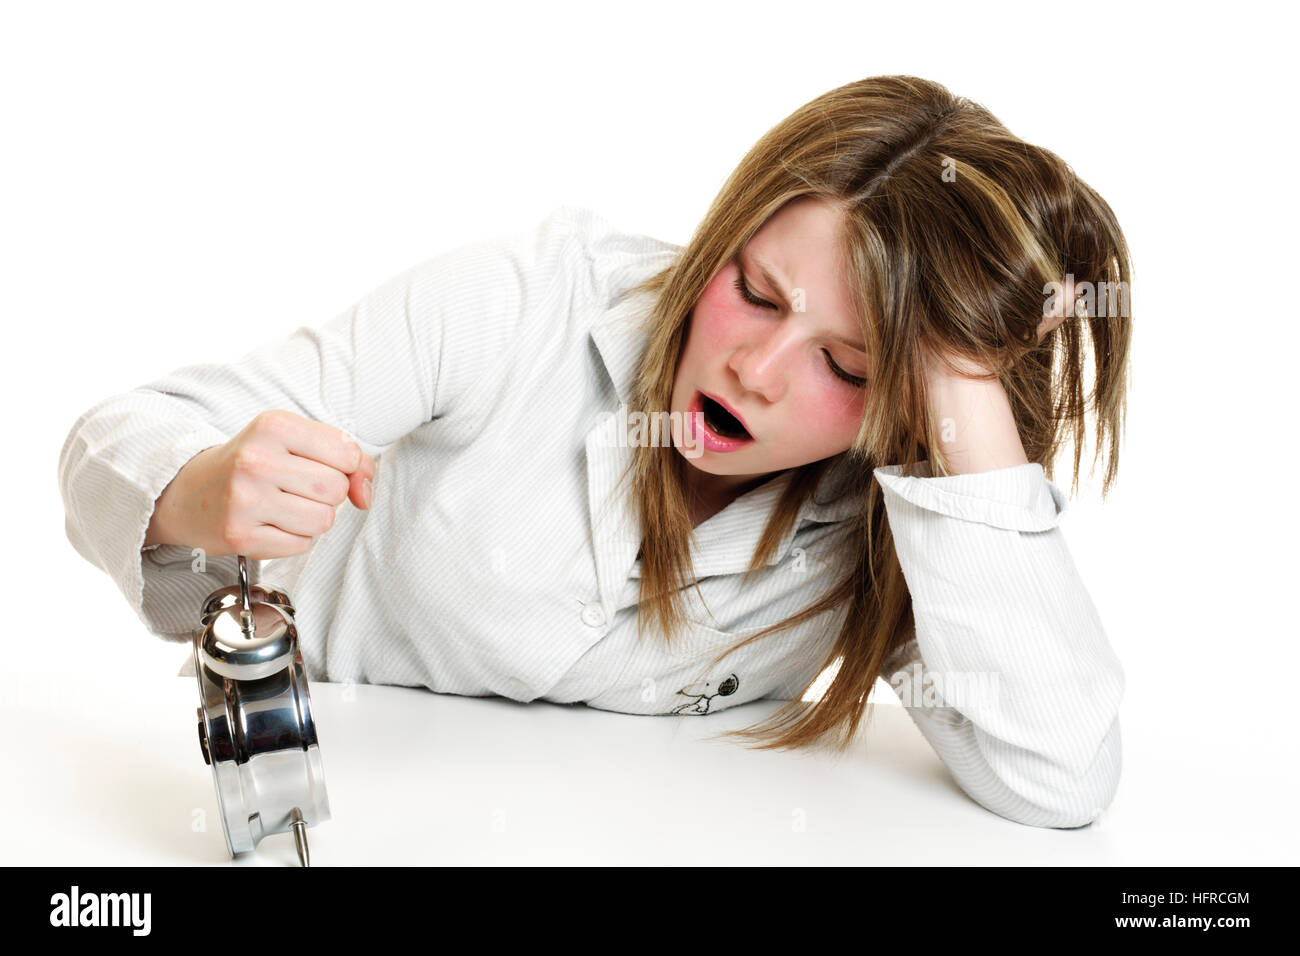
(57, 207, 583, 643)
(872, 460, 1125, 829)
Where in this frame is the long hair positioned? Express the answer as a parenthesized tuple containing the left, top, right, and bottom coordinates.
(609, 74, 1132, 752)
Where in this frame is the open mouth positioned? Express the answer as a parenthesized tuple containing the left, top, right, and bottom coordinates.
(699, 392, 752, 441)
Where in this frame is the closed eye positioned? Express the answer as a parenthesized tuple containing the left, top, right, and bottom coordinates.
(823, 350, 868, 388)
(733, 273, 777, 310)
(735, 271, 867, 389)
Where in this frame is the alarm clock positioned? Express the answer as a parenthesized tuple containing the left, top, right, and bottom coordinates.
(192, 555, 330, 865)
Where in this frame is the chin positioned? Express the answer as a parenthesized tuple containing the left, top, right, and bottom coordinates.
(683, 451, 769, 476)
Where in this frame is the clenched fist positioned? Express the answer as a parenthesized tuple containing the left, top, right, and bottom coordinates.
(143, 409, 377, 559)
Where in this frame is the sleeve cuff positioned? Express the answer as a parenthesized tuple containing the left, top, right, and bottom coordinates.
(872, 461, 1068, 531)
(126, 428, 232, 634)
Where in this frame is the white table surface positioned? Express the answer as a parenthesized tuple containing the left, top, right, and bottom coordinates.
(1, 661, 1287, 866)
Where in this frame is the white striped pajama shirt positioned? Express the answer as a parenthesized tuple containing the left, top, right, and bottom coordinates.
(58, 205, 1125, 828)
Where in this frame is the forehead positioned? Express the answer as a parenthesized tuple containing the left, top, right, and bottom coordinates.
(752, 195, 844, 244)
(743, 199, 859, 320)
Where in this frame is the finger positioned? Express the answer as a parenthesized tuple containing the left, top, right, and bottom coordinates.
(274, 454, 353, 506)
(334, 437, 376, 510)
(1037, 276, 1079, 343)
(262, 490, 340, 538)
(278, 416, 365, 474)
(347, 459, 376, 510)
(1035, 311, 1066, 343)
(239, 523, 316, 561)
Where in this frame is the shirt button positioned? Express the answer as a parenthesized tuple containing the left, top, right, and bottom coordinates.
(581, 603, 606, 627)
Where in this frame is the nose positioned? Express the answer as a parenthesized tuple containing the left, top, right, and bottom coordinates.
(728, 323, 798, 403)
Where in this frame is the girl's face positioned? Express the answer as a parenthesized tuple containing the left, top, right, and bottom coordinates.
(670, 197, 869, 492)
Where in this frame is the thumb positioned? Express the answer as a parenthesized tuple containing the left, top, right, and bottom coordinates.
(347, 452, 378, 510)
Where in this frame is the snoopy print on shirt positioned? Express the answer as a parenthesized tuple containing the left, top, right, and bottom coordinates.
(670, 674, 739, 714)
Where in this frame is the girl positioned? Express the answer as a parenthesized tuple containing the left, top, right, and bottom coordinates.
(58, 75, 1131, 830)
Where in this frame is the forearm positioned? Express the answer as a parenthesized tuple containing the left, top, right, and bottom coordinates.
(142, 445, 220, 549)
(58, 395, 235, 640)
(927, 372, 1028, 475)
(142, 478, 180, 548)
(874, 463, 1125, 826)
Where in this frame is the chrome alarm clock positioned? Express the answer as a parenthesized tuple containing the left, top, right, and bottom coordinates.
(192, 555, 330, 865)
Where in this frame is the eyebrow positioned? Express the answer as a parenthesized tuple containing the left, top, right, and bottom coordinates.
(741, 250, 867, 355)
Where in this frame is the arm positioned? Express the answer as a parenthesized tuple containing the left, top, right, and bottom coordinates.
(58, 207, 585, 641)
(874, 460, 1124, 828)
(873, 328, 1123, 828)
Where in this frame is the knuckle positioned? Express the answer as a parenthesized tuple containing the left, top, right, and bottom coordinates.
(231, 446, 264, 476)
(219, 523, 245, 554)
(254, 409, 288, 438)
(223, 480, 255, 519)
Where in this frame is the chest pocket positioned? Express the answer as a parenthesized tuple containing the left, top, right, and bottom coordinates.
(668, 616, 790, 660)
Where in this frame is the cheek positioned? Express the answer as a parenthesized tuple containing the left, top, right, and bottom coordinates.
(791, 384, 865, 446)
(690, 274, 749, 354)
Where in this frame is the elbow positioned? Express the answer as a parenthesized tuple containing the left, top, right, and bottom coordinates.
(1052, 716, 1123, 829)
(999, 662, 1127, 830)
(983, 715, 1124, 830)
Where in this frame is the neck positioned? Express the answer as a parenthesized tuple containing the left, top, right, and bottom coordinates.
(684, 466, 775, 527)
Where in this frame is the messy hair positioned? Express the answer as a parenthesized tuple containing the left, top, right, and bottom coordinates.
(608, 75, 1132, 752)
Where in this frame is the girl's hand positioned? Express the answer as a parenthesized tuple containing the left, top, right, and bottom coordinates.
(922, 276, 1078, 382)
(916, 278, 1078, 474)
(143, 410, 377, 559)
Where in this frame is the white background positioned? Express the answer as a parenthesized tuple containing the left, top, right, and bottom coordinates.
(4, 1, 1296, 863)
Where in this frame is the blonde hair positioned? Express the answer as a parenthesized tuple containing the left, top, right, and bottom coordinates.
(610, 75, 1132, 752)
